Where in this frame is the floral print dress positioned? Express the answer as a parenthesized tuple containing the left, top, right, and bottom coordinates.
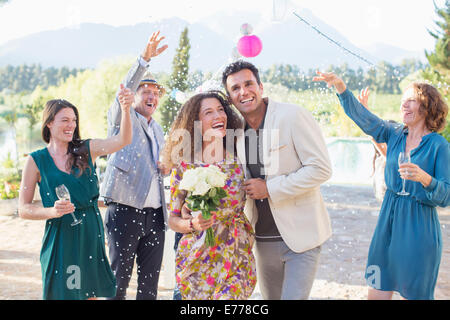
(169, 159, 257, 300)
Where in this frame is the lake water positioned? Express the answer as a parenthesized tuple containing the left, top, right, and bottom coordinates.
(0, 128, 17, 163)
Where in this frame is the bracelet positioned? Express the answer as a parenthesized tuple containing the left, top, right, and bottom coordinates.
(189, 218, 195, 233)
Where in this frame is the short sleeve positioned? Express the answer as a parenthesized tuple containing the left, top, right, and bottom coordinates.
(169, 163, 188, 216)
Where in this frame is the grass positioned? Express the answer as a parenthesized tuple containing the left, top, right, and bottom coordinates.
(263, 84, 402, 137)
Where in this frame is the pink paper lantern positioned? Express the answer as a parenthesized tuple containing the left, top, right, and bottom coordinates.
(237, 35, 263, 58)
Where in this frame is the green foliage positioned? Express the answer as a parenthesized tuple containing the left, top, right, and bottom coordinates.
(186, 186, 226, 247)
(260, 59, 425, 94)
(159, 27, 191, 132)
(263, 83, 402, 137)
(0, 180, 19, 200)
(44, 57, 134, 139)
(426, 1, 450, 72)
(186, 187, 227, 213)
(0, 64, 84, 94)
(0, 153, 20, 200)
(422, 0, 450, 142)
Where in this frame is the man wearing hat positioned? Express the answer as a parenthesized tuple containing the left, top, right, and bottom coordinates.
(100, 31, 168, 300)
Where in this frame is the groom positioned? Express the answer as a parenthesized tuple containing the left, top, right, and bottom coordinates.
(222, 60, 332, 300)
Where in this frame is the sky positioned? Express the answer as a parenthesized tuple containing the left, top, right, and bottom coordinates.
(0, 0, 446, 52)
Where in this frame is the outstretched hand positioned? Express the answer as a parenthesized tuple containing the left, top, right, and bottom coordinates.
(141, 30, 168, 61)
(312, 71, 347, 94)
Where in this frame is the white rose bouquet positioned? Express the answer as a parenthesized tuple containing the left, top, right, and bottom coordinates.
(179, 165, 228, 247)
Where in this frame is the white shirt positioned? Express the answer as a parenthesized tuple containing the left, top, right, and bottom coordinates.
(142, 118, 162, 209)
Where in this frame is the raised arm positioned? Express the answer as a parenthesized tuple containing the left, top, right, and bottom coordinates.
(107, 31, 168, 132)
(90, 84, 133, 162)
(313, 71, 397, 144)
(357, 86, 387, 157)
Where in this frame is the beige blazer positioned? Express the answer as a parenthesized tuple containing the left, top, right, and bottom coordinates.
(236, 98, 333, 253)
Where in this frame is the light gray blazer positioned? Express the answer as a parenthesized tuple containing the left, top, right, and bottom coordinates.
(100, 57, 168, 229)
(237, 98, 333, 253)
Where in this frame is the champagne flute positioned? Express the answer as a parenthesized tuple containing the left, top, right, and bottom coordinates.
(55, 184, 82, 226)
(397, 152, 411, 196)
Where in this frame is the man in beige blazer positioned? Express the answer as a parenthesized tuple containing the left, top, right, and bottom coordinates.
(222, 61, 332, 300)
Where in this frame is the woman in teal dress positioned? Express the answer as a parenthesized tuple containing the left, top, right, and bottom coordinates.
(314, 72, 449, 300)
(18, 85, 134, 299)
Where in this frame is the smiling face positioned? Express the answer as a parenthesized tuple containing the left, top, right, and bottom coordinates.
(400, 87, 426, 128)
(46, 107, 77, 143)
(198, 97, 228, 138)
(225, 68, 264, 117)
(133, 83, 160, 120)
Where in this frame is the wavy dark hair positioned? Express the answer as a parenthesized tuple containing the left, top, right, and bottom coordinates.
(41, 99, 90, 176)
(161, 90, 243, 170)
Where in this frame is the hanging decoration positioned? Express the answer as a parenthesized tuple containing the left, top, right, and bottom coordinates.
(237, 23, 263, 58)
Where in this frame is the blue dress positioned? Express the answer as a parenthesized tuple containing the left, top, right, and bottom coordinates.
(338, 89, 450, 300)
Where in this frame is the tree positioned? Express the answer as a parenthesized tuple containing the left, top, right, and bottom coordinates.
(23, 88, 47, 149)
(425, 0, 450, 88)
(159, 27, 191, 132)
(423, 0, 449, 141)
(0, 64, 84, 93)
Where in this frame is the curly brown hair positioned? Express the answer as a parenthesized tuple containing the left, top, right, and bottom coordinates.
(161, 91, 243, 170)
(407, 82, 448, 132)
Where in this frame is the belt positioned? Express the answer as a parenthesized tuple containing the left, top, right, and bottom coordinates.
(106, 201, 162, 212)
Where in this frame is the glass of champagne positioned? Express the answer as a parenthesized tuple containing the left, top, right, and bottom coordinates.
(397, 151, 411, 196)
(55, 184, 82, 226)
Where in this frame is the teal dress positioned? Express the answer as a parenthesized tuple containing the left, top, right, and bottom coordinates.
(30, 140, 116, 300)
(338, 89, 449, 300)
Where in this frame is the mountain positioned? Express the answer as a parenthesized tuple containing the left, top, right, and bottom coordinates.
(0, 18, 235, 72)
(0, 10, 419, 72)
(362, 43, 426, 65)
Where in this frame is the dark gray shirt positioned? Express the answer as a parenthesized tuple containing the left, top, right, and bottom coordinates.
(244, 101, 282, 242)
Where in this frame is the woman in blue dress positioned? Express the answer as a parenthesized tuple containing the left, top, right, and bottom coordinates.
(314, 71, 449, 300)
(18, 85, 134, 299)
